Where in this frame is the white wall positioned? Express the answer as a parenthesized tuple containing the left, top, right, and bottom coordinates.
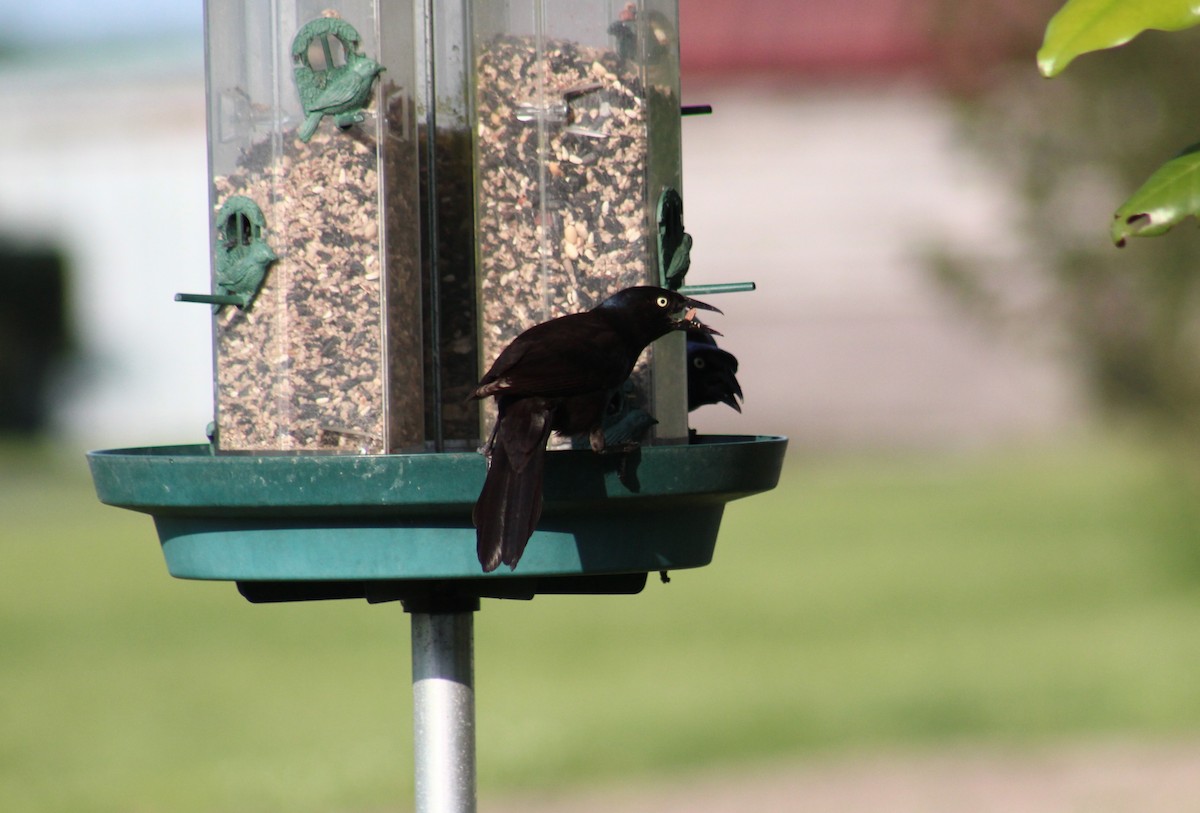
(679, 80, 1081, 448)
(0, 51, 212, 448)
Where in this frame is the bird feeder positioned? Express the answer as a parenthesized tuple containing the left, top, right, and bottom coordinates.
(92, 2, 784, 812)
(174, 0, 743, 454)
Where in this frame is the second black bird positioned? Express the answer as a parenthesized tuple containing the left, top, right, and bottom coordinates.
(470, 286, 721, 572)
(686, 328, 743, 413)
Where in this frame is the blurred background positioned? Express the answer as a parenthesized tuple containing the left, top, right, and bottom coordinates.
(6, 0, 1200, 810)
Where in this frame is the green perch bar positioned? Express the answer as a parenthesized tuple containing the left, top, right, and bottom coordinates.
(678, 282, 757, 296)
(175, 292, 248, 307)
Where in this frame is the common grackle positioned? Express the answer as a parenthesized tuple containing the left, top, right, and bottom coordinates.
(686, 329, 743, 413)
(471, 286, 721, 572)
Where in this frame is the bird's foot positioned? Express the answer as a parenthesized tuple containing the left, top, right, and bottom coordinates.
(586, 427, 643, 490)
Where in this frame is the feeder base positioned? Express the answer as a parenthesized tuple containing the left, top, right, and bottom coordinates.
(87, 434, 787, 597)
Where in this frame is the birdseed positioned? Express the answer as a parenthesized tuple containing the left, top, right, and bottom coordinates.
(474, 34, 661, 439)
(209, 34, 671, 453)
(212, 120, 422, 453)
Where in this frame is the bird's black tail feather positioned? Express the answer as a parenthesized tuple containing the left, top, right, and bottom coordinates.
(473, 399, 555, 572)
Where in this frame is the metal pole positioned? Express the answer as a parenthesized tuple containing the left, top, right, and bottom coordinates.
(411, 609, 477, 813)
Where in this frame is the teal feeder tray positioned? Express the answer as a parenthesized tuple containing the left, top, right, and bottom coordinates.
(87, 434, 786, 602)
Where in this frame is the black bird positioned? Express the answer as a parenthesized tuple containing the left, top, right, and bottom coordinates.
(471, 286, 721, 572)
(686, 329, 743, 413)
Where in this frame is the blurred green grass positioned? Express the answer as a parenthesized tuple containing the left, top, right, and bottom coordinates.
(4, 434, 1200, 812)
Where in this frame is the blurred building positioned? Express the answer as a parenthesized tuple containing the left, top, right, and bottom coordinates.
(0, 41, 211, 447)
(0, 242, 71, 432)
(0, 1, 1080, 450)
(680, 0, 1081, 448)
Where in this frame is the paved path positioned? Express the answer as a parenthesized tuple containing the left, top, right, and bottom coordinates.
(489, 740, 1200, 812)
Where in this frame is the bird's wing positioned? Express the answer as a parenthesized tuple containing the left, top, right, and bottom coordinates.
(477, 315, 631, 398)
(312, 73, 366, 111)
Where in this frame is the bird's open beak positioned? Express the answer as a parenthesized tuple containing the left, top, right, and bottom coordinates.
(718, 368, 744, 412)
(673, 296, 722, 336)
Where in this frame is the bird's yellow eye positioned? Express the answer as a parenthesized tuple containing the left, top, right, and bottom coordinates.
(656, 296, 669, 307)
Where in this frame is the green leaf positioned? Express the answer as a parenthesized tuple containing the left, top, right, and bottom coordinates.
(1111, 143, 1200, 245)
(1038, 0, 1200, 77)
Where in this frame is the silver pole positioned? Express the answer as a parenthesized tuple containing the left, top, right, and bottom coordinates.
(411, 610, 477, 813)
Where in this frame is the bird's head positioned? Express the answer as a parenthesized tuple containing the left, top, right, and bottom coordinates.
(350, 54, 385, 80)
(686, 340, 743, 413)
(596, 286, 722, 343)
